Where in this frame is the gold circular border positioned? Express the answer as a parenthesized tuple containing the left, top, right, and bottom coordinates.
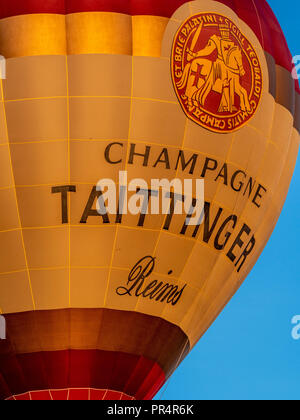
(171, 12, 263, 133)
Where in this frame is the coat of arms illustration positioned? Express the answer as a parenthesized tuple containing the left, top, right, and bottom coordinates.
(171, 13, 263, 132)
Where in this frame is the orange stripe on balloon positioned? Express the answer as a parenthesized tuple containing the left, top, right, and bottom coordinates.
(132, 15, 168, 57)
(66, 12, 132, 56)
(0, 14, 66, 59)
(0, 13, 169, 58)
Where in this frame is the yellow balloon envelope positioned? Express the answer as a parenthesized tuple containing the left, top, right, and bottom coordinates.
(0, 0, 298, 400)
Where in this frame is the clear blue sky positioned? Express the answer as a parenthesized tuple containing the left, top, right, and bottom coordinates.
(158, 0, 300, 400)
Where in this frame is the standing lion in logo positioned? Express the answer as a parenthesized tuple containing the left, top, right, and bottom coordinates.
(177, 23, 251, 114)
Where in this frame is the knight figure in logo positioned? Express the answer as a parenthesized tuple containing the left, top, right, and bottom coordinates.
(177, 22, 251, 114)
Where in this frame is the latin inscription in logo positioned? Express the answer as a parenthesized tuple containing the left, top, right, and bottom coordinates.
(171, 13, 263, 133)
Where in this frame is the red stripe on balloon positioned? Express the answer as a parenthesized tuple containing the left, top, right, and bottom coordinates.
(0, 0, 66, 18)
(66, 0, 131, 14)
(0, 0, 189, 18)
(66, 0, 190, 16)
(0, 349, 166, 400)
(123, 0, 189, 16)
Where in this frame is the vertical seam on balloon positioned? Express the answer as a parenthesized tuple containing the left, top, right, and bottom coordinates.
(266, 100, 277, 143)
(189, 176, 254, 333)
(139, 2, 196, 282)
(122, 354, 149, 397)
(138, 113, 190, 326)
(152, 116, 188, 259)
(178, 132, 239, 336)
(251, 0, 264, 49)
(158, 337, 190, 400)
(103, 30, 134, 308)
(64, 21, 72, 389)
(0, 78, 36, 311)
(261, 109, 294, 196)
(249, 102, 288, 209)
(183, 113, 284, 344)
(63, 12, 71, 311)
(132, 114, 189, 315)
(65, 55, 71, 307)
(179, 128, 235, 296)
(201, 130, 263, 309)
(191, 211, 263, 340)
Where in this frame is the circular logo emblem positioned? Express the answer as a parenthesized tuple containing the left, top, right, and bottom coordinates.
(171, 13, 263, 133)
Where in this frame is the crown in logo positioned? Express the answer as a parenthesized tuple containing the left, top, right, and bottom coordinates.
(219, 23, 230, 38)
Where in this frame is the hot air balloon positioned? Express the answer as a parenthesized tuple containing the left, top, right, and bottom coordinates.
(0, 0, 298, 400)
